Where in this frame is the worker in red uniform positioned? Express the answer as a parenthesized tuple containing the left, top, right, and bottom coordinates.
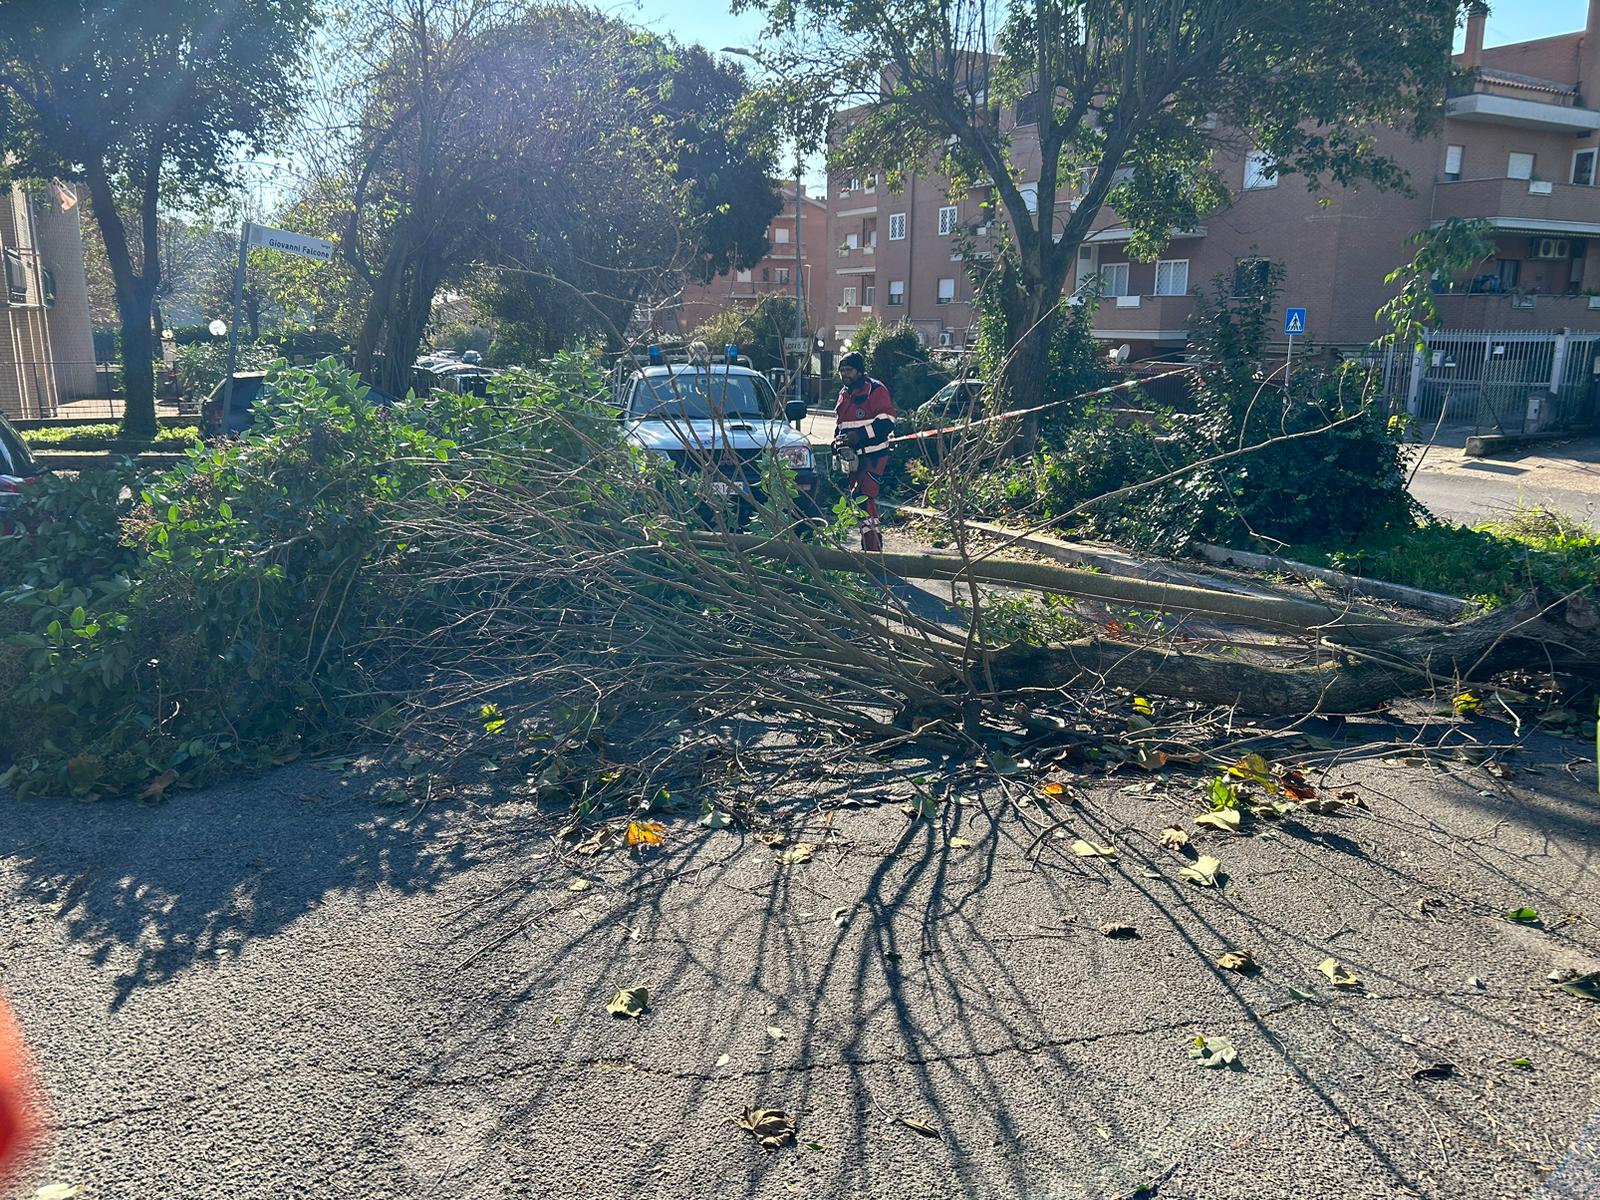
(832, 352, 895, 552)
(0, 994, 39, 1182)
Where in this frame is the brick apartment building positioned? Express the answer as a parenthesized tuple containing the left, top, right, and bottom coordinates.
(818, 1, 1600, 430)
(0, 182, 97, 419)
(661, 184, 828, 340)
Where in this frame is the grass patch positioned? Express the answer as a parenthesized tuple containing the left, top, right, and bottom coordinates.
(1281, 505, 1599, 607)
(21, 423, 199, 451)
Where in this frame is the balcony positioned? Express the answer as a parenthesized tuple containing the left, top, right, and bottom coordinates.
(1432, 292, 1600, 332)
(1446, 89, 1600, 134)
(1432, 177, 1600, 235)
(1088, 293, 1196, 339)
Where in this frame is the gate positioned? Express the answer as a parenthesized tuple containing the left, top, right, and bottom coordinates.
(1382, 328, 1600, 434)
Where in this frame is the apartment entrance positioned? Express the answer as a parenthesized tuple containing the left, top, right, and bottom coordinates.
(1388, 329, 1600, 435)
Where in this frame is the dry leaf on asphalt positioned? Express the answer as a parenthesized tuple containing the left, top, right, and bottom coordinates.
(766, 1025, 786, 1041)
(831, 906, 852, 928)
(137, 769, 178, 803)
(1411, 1061, 1456, 1082)
(576, 828, 614, 856)
(1188, 1034, 1239, 1068)
(1099, 923, 1139, 939)
(1179, 855, 1222, 887)
(606, 986, 650, 1018)
(1216, 950, 1255, 971)
(949, 836, 975, 849)
(1193, 810, 1241, 833)
(700, 807, 732, 829)
(1413, 897, 1445, 917)
(1071, 839, 1117, 859)
(568, 879, 592, 892)
(1317, 958, 1361, 987)
(34, 1188, 81, 1200)
(738, 1106, 796, 1148)
(780, 843, 816, 865)
(1038, 781, 1071, 799)
(1131, 747, 1168, 771)
(1159, 826, 1190, 851)
(625, 820, 665, 848)
(897, 1116, 941, 1138)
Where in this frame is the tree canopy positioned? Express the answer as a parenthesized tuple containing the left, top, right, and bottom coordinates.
(741, 0, 1465, 435)
(0, 0, 319, 436)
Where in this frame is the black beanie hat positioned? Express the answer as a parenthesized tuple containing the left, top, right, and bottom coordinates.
(839, 351, 866, 373)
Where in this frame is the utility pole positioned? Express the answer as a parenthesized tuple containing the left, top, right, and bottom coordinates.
(221, 222, 251, 434)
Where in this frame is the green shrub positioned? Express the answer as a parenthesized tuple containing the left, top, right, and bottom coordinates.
(173, 340, 281, 396)
(0, 355, 617, 799)
(22, 423, 199, 450)
(846, 318, 950, 409)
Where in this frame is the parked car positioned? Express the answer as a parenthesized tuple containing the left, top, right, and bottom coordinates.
(201, 372, 400, 437)
(412, 361, 496, 397)
(0, 411, 45, 533)
(617, 351, 819, 521)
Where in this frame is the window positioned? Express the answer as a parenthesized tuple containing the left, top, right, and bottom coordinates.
(775, 268, 791, 284)
(938, 205, 959, 236)
(846, 232, 859, 251)
(1019, 184, 1039, 214)
(1497, 259, 1520, 290)
(773, 227, 791, 244)
(937, 277, 956, 304)
(1574, 149, 1597, 187)
(863, 282, 875, 307)
(1154, 259, 1190, 296)
(1508, 152, 1535, 181)
(863, 218, 878, 248)
(889, 212, 906, 240)
(888, 280, 905, 306)
(841, 286, 857, 308)
(848, 176, 862, 192)
(1444, 144, 1463, 182)
(735, 269, 752, 283)
(865, 175, 878, 192)
(1015, 92, 1040, 126)
(1098, 262, 1130, 298)
(1233, 257, 1272, 298)
(4, 249, 26, 304)
(761, 268, 771, 282)
(41, 267, 55, 308)
(1244, 150, 1277, 190)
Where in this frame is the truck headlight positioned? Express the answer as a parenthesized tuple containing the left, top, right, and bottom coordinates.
(778, 444, 812, 470)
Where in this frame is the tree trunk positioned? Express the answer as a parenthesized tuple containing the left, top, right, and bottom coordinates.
(986, 593, 1596, 717)
(117, 292, 159, 439)
(716, 533, 1600, 716)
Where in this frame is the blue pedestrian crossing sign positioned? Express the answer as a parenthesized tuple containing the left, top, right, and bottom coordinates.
(1284, 307, 1307, 336)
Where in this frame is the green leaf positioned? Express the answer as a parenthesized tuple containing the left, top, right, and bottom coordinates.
(1179, 855, 1222, 887)
(218, 501, 233, 521)
(606, 986, 649, 1018)
(1507, 906, 1540, 923)
(1206, 777, 1239, 810)
(1508, 1057, 1535, 1069)
(1194, 809, 1241, 833)
(1188, 1034, 1239, 1068)
(1554, 971, 1600, 1001)
(699, 806, 732, 829)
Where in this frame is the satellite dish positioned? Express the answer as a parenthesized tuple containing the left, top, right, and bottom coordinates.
(1114, 344, 1131, 364)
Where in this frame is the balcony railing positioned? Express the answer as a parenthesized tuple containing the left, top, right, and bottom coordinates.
(1088, 293, 1197, 336)
(1433, 177, 1600, 230)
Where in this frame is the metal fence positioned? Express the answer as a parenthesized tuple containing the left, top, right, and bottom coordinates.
(1379, 329, 1600, 435)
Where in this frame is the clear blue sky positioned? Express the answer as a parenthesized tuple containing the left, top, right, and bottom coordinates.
(1470, 2, 1591, 49)
(629, 0, 1596, 55)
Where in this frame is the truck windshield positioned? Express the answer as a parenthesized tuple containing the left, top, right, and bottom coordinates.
(629, 372, 774, 420)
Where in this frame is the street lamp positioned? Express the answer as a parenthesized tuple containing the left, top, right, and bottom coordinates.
(720, 46, 808, 418)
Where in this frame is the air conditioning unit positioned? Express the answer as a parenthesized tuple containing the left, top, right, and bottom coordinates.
(938, 330, 954, 347)
(1528, 237, 1571, 260)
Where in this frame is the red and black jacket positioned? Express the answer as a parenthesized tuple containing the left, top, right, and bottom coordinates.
(835, 377, 895, 458)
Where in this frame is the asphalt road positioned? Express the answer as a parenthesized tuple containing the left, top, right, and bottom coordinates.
(0, 718, 1596, 1198)
(1409, 466, 1599, 530)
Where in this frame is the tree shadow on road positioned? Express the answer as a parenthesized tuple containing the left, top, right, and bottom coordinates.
(0, 759, 479, 1012)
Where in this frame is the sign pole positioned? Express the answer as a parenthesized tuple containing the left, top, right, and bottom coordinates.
(221, 222, 251, 434)
(1283, 307, 1306, 391)
(1286, 332, 1293, 389)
